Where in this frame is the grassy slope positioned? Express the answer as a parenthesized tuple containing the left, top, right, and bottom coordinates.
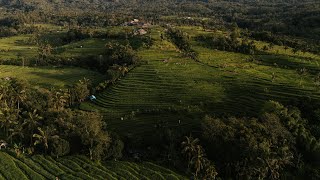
(0, 25, 134, 60)
(81, 25, 320, 139)
(0, 151, 186, 180)
(0, 65, 105, 88)
(0, 26, 188, 179)
(1, 25, 320, 178)
(0, 26, 108, 88)
(0, 35, 106, 60)
(0, 35, 37, 59)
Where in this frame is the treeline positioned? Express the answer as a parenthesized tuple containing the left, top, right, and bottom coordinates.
(0, 17, 43, 38)
(133, 97, 320, 180)
(202, 113, 294, 179)
(250, 31, 320, 54)
(165, 27, 198, 60)
(0, 42, 137, 67)
(1, 11, 132, 28)
(1, 0, 319, 56)
(1, 0, 319, 42)
(49, 42, 140, 93)
(200, 100, 320, 179)
(0, 77, 123, 161)
(0, 39, 141, 96)
(62, 27, 143, 44)
(157, 100, 320, 179)
(196, 33, 257, 55)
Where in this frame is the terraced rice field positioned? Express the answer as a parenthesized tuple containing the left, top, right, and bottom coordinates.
(0, 151, 186, 180)
(82, 26, 320, 138)
(0, 35, 38, 59)
(0, 65, 105, 88)
(58, 38, 108, 58)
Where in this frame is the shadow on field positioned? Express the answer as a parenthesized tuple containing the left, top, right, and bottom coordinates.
(207, 74, 320, 118)
(255, 52, 320, 75)
(29, 71, 87, 83)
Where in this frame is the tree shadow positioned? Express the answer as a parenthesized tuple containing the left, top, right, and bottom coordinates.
(254, 52, 320, 75)
(206, 75, 320, 118)
(29, 69, 94, 88)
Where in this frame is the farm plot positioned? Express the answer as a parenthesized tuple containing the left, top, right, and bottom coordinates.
(0, 35, 37, 60)
(0, 65, 105, 88)
(83, 26, 320, 138)
(0, 152, 186, 180)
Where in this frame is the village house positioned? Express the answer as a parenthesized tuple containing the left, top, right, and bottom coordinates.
(134, 29, 148, 36)
(122, 19, 151, 28)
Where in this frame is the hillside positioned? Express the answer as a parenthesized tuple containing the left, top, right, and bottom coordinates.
(0, 151, 185, 180)
(0, 22, 320, 178)
(0, 0, 320, 179)
(81, 25, 320, 140)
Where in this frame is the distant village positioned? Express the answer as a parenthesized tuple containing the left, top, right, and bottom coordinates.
(122, 19, 151, 36)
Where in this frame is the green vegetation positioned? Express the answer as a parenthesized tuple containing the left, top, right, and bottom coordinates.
(82, 25, 320, 178)
(0, 0, 319, 179)
(0, 152, 185, 180)
(0, 65, 104, 88)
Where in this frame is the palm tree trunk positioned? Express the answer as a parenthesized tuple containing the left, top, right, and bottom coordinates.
(30, 136, 33, 147)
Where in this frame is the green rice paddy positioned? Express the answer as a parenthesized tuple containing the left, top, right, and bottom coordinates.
(0, 152, 185, 180)
(1, 25, 320, 179)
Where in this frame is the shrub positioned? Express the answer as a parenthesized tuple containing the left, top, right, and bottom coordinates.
(50, 138, 70, 158)
(165, 27, 198, 60)
(196, 34, 257, 55)
(104, 133, 124, 160)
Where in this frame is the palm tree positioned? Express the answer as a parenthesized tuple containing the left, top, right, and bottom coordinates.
(15, 89, 26, 111)
(13, 143, 24, 157)
(10, 78, 27, 110)
(119, 66, 129, 76)
(0, 107, 19, 137)
(53, 89, 70, 111)
(182, 136, 217, 179)
(182, 135, 199, 167)
(8, 123, 24, 144)
(190, 145, 206, 177)
(72, 79, 90, 103)
(79, 77, 90, 85)
(204, 164, 218, 180)
(33, 127, 59, 154)
(22, 110, 42, 146)
(38, 43, 53, 64)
